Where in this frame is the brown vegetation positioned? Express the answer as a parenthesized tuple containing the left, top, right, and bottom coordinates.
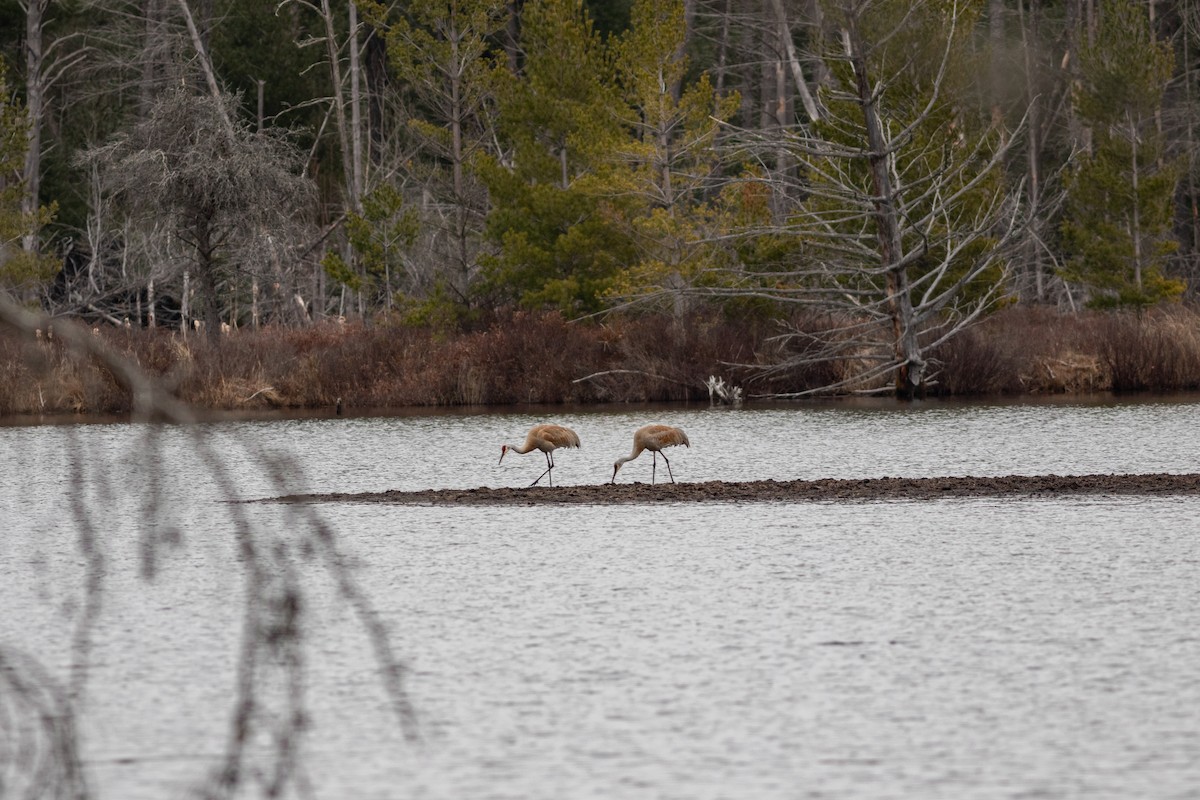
(6, 305, 1200, 418)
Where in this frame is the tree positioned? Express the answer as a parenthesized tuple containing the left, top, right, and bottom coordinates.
(1005, 0, 1076, 305)
(605, 0, 740, 316)
(1060, 0, 1182, 308)
(359, 0, 506, 320)
(320, 183, 418, 313)
(659, 0, 1028, 398)
(0, 55, 56, 297)
(4, 0, 83, 261)
(478, 0, 641, 314)
(80, 86, 314, 340)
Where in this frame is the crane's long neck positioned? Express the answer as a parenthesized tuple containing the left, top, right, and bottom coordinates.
(616, 441, 646, 468)
(507, 442, 536, 455)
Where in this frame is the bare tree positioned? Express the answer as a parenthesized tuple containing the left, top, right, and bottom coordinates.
(768, 0, 821, 123)
(684, 0, 1030, 398)
(79, 86, 315, 341)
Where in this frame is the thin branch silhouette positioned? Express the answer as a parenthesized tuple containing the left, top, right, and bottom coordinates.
(1, 293, 418, 799)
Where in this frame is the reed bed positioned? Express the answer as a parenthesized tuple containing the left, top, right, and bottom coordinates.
(5, 305, 1200, 417)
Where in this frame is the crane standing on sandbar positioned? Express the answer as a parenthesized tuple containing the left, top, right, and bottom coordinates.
(499, 423, 582, 487)
(612, 424, 690, 485)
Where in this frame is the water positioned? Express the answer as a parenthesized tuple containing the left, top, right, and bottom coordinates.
(3, 396, 1200, 799)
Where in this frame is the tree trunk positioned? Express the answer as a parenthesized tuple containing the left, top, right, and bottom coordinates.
(182, 270, 190, 338)
(1186, 4, 1200, 291)
(139, 0, 168, 119)
(195, 218, 222, 344)
(505, 0, 522, 73)
(148, 278, 157, 328)
(844, 20, 924, 397)
(989, 0, 1005, 127)
(1130, 111, 1143, 290)
(768, 0, 821, 123)
(715, 0, 732, 96)
(1019, 0, 1045, 301)
(450, 27, 470, 299)
(176, 0, 233, 136)
(803, 0, 831, 89)
(349, 1, 364, 198)
(364, 27, 388, 168)
(21, 0, 49, 256)
(1066, 0, 1091, 153)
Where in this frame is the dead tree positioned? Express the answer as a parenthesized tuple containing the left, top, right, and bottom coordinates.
(700, 0, 1030, 398)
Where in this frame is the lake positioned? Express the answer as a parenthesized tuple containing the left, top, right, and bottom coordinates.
(3, 395, 1200, 799)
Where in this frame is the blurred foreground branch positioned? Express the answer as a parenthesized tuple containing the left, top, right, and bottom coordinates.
(0, 294, 417, 799)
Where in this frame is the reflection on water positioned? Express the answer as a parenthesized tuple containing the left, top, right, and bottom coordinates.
(3, 398, 1200, 799)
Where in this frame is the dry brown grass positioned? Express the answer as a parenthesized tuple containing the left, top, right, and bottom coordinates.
(7, 305, 1200, 416)
(930, 305, 1200, 395)
(929, 307, 1109, 395)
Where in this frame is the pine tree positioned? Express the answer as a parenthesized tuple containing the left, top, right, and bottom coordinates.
(360, 0, 506, 320)
(320, 184, 418, 314)
(0, 56, 56, 297)
(602, 0, 739, 315)
(478, 0, 640, 314)
(1061, 0, 1182, 308)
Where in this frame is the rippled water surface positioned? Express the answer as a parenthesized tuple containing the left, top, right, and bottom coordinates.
(3, 397, 1200, 799)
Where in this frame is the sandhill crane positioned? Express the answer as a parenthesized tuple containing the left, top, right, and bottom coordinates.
(499, 423, 581, 487)
(612, 424, 690, 484)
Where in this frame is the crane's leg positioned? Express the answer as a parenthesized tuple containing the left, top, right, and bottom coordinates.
(651, 452, 657, 484)
(661, 452, 675, 483)
(530, 451, 554, 487)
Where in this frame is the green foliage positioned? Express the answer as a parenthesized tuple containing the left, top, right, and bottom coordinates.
(479, 0, 639, 314)
(1061, 141, 1183, 307)
(359, 0, 506, 314)
(1061, 0, 1182, 308)
(478, 150, 641, 315)
(323, 184, 418, 303)
(582, 0, 633, 39)
(0, 57, 28, 238)
(1073, 0, 1173, 127)
(479, 0, 740, 315)
(396, 280, 476, 332)
(362, 0, 505, 164)
(321, 250, 359, 291)
(0, 56, 57, 293)
(781, 0, 1011, 306)
(494, 0, 624, 182)
(211, 2, 330, 134)
(583, 0, 740, 310)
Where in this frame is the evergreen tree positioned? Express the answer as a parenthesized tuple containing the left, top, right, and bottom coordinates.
(605, 0, 739, 315)
(1061, 0, 1182, 307)
(360, 0, 506, 321)
(0, 56, 56, 297)
(321, 183, 418, 313)
(479, 0, 640, 314)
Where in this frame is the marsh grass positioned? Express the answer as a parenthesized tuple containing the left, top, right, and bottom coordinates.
(7, 306, 1200, 416)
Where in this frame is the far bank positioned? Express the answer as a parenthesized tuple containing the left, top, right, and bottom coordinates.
(3, 306, 1200, 418)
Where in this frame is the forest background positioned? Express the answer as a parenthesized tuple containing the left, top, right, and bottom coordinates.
(4, 0, 1200, 414)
